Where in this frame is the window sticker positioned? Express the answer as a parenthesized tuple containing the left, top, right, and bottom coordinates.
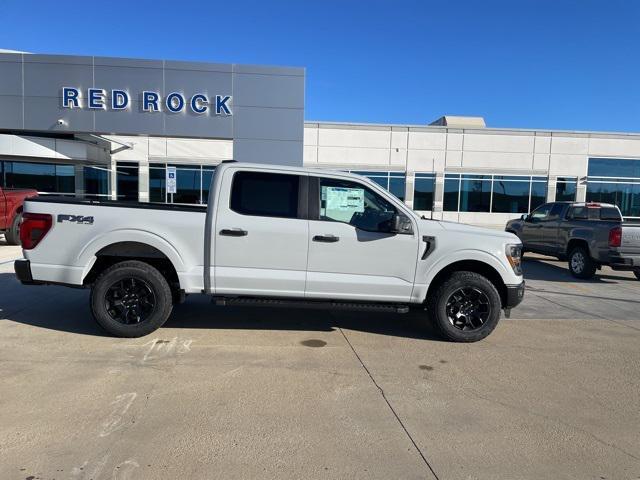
(325, 186, 365, 213)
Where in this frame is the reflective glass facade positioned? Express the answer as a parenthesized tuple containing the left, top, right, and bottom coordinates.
(444, 174, 547, 213)
(350, 171, 406, 201)
(413, 173, 435, 210)
(84, 166, 110, 199)
(1, 160, 74, 195)
(587, 158, 640, 218)
(116, 162, 139, 201)
(555, 177, 577, 202)
(149, 164, 216, 204)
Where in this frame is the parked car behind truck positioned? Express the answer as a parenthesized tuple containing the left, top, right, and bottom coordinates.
(0, 186, 38, 245)
(506, 201, 640, 279)
(14, 162, 525, 342)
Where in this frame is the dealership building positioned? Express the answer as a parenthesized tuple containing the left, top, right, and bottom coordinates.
(1, 51, 640, 228)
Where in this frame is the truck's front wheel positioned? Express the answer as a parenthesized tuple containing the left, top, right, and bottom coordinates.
(428, 271, 502, 342)
(90, 260, 173, 338)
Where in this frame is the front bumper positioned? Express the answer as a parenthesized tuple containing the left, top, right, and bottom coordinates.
(14, 259, 41, 285)
(505, 281, 525, 309)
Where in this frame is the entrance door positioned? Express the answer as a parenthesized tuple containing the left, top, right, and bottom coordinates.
(214, 169, 309, 297)
(305, 176, 419, 302)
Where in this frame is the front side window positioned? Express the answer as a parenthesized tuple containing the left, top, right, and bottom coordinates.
(231, 171, 299, 218)
(530, 203, 552, 220)
(319, 177, 396, 232)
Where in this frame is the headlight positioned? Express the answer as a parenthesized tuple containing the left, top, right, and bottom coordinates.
(506, 244, 523, 275)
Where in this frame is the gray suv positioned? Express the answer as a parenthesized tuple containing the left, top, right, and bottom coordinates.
(506, 202, 640, 279)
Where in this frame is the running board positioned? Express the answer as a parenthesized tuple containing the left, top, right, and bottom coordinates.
(212, 296, 410, 314)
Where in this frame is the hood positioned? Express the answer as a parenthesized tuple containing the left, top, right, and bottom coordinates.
(432, 220, 519, 242)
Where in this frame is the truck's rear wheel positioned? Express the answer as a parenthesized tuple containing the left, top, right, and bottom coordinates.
(4, 213, 22, 245)
(427, 271, 502, 342)
(568, 246, 596, 279)
(90, 260, 173, 337)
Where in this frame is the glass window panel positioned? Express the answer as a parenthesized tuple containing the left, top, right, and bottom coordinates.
(530, 181, 548, 210)
(319, 177, 396, 232)
(84, 166, 109, 199)
(555, 178, 577, 202)
(201, 169, 215, 204)
(149, 166, 166, 203)
(588, 158, 640, 178)
(531, 176, 547, 182)
(443, 175, 460, 211)
(491, 178, 530, 213)
(55, 165, 75, 193)
(587, 182, 640, 217)
(230, 171, 299, 218)
(413, 177, 434, 210)
(1, 160, 74, 195)
(461, 174, 491, 180)
(172, 167, 201, 204)
(388, 176, 406, 201)
(494, 175, 529, 181)
(459, 178, 491, 212)
(116, 163, 139, 201)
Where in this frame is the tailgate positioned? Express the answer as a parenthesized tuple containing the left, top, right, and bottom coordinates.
(620, 225, 640, 255)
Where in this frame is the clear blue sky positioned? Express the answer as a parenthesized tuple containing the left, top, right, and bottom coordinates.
(2, 0, 639, 132)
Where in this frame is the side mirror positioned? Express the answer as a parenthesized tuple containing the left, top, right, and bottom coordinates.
(389, 214, 413, 234)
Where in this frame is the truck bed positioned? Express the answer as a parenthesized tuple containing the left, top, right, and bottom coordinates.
(22, 197, 207, 292)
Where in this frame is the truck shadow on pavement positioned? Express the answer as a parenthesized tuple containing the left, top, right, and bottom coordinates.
(0, 273, 445, 341)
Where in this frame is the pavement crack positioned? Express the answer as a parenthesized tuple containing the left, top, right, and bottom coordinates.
(337, 327, 440, 480)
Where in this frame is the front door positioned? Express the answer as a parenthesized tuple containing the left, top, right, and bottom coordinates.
(305, 176, 419, 302)
(214, 169, 308, 297)
(522, 203, 552, 252)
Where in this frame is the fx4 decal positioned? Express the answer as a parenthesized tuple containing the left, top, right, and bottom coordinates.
(57, 214, 94, 225)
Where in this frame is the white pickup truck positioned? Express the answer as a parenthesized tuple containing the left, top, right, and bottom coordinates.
(14, 162, 524, 342)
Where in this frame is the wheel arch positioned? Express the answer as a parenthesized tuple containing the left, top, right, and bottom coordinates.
(425, 258, 509, 307)
(566, 237, 590, 256)
(82, 240, 181, 290)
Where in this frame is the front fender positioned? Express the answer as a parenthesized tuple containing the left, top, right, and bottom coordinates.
(77, 229, 186, 282)
(426, 249, 513, 285)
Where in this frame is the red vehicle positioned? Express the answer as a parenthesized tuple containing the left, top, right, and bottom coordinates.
(1, 186, 38, 245)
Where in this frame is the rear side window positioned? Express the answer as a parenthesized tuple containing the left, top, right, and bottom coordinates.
(600, 207, 622, 221)
(230, 171, 299, 218)
(569, 207, 588, 219)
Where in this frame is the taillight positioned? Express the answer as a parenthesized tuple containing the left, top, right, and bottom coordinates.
(20, 213, 52, 250)
(609, 226, 622, 248)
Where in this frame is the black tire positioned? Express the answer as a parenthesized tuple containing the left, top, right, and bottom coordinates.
(4, 213, 22, 245)
(427, 271, 502, 342)
(90, 260, 173, 337)
(568, 246, 596, 279)
(634, 269, 640, 281)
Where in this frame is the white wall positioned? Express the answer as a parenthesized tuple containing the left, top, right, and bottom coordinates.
(304, 122, 640, 227)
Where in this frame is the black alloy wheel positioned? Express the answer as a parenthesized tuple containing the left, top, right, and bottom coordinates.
(445, 286, 492, 331)
(105, 277, 156, 325)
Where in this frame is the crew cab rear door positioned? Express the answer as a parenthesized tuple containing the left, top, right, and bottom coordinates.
(305, 175, 419, 302)
(214, 169, 309, 297)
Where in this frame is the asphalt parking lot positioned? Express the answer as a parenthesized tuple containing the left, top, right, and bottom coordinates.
(1, 238, 639, 480)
